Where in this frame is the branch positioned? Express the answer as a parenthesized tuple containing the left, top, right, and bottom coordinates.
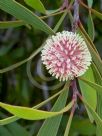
(72, 0, 79, 32)
(61, 0, 69, 10)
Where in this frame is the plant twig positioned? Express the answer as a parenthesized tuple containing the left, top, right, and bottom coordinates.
(40, 9, 67, 19)
(61, 0, 69, 10)
(71, 79, 78, 102)
(61, 0, 74, 11)
(72, 0, 79, 32)
(78, 0, 90, 10)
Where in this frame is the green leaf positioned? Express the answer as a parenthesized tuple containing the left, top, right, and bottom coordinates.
(87, 11, 95, 41)
(79, 77, 102, 93)
(0, 11, 66, 74)
(78, 22, 102, 77)
(24, 0, 46, 14)
(53, 11, 67, 33)
(37, 82, 69, 136)
(87, 0, 93, 8)
(64, 110, 74, 136)
(92, 64, 102, 136)
(0, 116, 19, 126)
(36, 10, 68, 132)
(70, 117, 96, 135)
(6, 122, 29, 136)
(79, 67, 97, 122)
(92, 63, 102, 118)
(78, 21, 99, 53)
(0, 126, 12, 136)
(79, 67, 97, 109)
(0, 88, 64, 125)
(0, 43, 44, 73)
(81, 97, 102, 136)
(0, 101, 73, 120)
(46, 9, 60, 15)
(0, 41, 16, 56)
(91, 9, 102, 20)
(0, 0, 54, 35)
(0, 13, 67, 125)
(0, 20, 25, 29)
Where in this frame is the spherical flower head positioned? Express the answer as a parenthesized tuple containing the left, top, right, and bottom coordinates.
(41, 31, 92, 81)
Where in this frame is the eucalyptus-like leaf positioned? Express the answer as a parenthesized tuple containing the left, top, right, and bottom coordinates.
(37, 85, 69, 136)
(79, 77, 102, 93)
(79, 67, 97, 122)
(0, 101, 73, 120)
(0, 126, 12, 136)
(64, 109, 74, 136)
(87, 11, 95, 41)
(6, 122, 29, 136)
(92, 63, 102, 118)
(24, 0, 46, 14)
(69, 117, 96, 135)
(0, 0, 54, 34)
(81, 97, 102, 136)
(92, 63, 102, 135)
(87, 0, 93, 8)
(78, 22, 102, 77)
(91, 9, 102, 20)
(46, 9, 61, 15)
(0, 20, 25, 29)
(0, 12, 66, 73)
(0, 87, 66, 125)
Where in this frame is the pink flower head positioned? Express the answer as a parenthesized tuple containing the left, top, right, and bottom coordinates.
(41, 31, 92, 81)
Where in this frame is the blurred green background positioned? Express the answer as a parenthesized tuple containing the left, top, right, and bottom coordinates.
(0, 0, 102, 135)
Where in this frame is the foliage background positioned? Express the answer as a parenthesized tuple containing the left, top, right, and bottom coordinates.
(0, 0, 102, 136)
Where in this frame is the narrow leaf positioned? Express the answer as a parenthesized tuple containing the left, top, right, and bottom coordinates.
(78, 22, 102, 77)
(0, 20, 25, 29)
(0, 101, 73, 120)
(0, 126, 12, 136)
(91, 9, 102, 20)
(78, 21, 99, 53)
(24, 0, 46, 14)
(87, 11, 95, 41)
(0, 43, 44, 73)
(53, 11, 67, 33)
(37, 12, 68, 136)
(46, 8, 60, 15)
(81, 97, 102, 136)
(70, 117, 96, 135)
(64, 109, 74, 136)
(87, 0, 93, 8)
(92, 63, 102, 135)
(0, 116, 19, 126)
(0, 0, 54, 34)
(0, 12, 65, 73)
(37, 83, 69, 136)
(0, 88, 64, 125)
(79, 77, 102, 93)
(0, 12, 68, 126)
(79, 67, 97, 122)
(92, 63, 102, 118)
(6, 122, 29, 136)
